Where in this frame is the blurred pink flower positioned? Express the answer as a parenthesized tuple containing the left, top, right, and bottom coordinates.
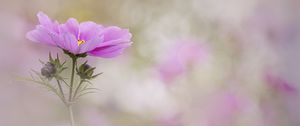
(157, 39, 209, 83)
(158, 113, 182, 126)
(26, 11, 132, 58)
(194, 90, 247, 126)
(261, 70, 300, 125)
(264, 70, 297, 94)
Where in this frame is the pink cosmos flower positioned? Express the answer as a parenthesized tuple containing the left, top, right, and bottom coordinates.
(157, 39, 209, 83)
(196, 90, 245, 126)
(26, 11, 132, 58)
(261, 70, 299, 125)
(264, 69, 297, 94)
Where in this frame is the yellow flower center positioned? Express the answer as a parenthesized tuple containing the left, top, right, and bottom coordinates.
(77, 40, 85, 46)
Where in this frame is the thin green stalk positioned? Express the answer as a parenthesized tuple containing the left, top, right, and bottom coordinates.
(56, 79, 66, 104)
(68, 105, 75, 126)
(69, 57, 77, 102)
(68, 57, 77, 126)
(73, 80, 84, 100)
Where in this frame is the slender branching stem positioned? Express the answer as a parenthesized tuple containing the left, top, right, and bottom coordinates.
(73, 79, 84, 100)
(68, 105, 75, 126)
(67, 56, 78, 126)
(56, 78, 66, 105)
(69, 57, 77, 102)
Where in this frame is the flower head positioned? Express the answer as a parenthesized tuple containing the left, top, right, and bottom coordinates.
(26, 11, 132, 58)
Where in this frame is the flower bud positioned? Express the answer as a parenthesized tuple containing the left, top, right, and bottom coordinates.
(77, 63, 101, 80)
(41, 62, 56, 79)
(81, 64, 91, 72)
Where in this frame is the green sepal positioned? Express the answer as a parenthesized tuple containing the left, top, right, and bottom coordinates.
(77, 62, 101, 80)
(63, 49, 87, 59)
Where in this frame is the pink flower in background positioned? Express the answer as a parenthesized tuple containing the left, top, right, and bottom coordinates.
(197, 91, 245, 126)
(157, 39, 209, 83)
(261, 70, 299, 126)
(264, 70, 297, 94)
(158, 112, 182, 126)
(26, 11, 132, 58)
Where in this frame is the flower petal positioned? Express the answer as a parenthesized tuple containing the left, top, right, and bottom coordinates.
(87, 26, 132, 58)
(57, 33, 79, 54)
(26, 25, 58, 46)
(102, 26, 132, 43)
(78, 36, 104, 54)
(79, 21, 103, 41)
(88, 43, 131, 58)
(61, 18, 80, 38)
(37, 12, 53, 28)
(26, 11, 62, 47)
(37, 11, 59, 33)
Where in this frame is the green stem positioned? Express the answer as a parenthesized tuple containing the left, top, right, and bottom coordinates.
(68, 105, 76, 126)
(56, 79, 66, 104)
(73, 80, 84, 100)
(69, 57, 77, 102)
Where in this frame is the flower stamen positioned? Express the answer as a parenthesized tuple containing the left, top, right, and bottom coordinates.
(77, 40, 85, 46)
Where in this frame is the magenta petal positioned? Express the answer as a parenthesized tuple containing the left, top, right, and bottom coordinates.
(61, 18, 79, 38)
(27, 12, 61, 46)
(87, 26, 132, 58)
(79, 21, 103, 41)
(102, 26, 132, 42)
(57, 33, 79, 54)
(26, 25, 58, 45)
(78, 36, 103, 54)
(37, 11, 59, 33)
(37, 12, 51, 26)
(96, 40, 130, 49)
(37, 12, 54, 29)
(88, 43, 131, 58)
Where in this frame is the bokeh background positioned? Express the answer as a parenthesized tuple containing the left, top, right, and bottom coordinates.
(1, 0, 300, 126)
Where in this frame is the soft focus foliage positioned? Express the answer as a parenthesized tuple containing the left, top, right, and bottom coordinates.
(0, 0, 300, 126)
